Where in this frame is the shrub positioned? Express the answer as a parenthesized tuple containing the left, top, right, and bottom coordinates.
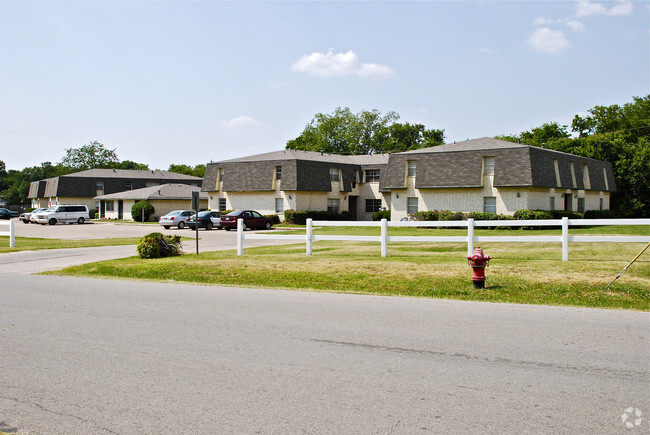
(284, 209, 348, 225)
(137, 232, 183, 259)
(372, 210, 391, 221)
(584, 209, 620, 219)
(132, 201, 155, 222)
(89, 208, 98, 219)
(550, 210, 583, 219)
(412, 211, 439, 221)
(265, 214, 281, 225)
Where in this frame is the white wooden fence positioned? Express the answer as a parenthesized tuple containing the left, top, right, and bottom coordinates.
(236, 217, 650, 261)
(0, 220, 16, 247)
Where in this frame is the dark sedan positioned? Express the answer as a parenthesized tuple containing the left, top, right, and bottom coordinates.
(187, 211, 223, 230)
(0, 208, 19, 219)
(220, 210, 272, 231)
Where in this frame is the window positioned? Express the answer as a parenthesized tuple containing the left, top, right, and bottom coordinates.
(484, 157, 495, 176)
(327, 199, 340, 214)
(577, 197, 585, 214)
(582, 164, 591, 190)
(218, 198, 227, 211)
(96, 181, 104, 196)
(95, 201, 100, 209)
(275, 166, 282, 180)
(407, 197, 418, 214)
(219, 168, 225, 183)
(550, 197, 555, 211)
(484, 197, 497, 214)
(365, 169, 380, 182)
(125, 181, 132, 190)
(365, 199, 382, 213)
(570, 162, 577, 188)
(330, 168, 339, 182)
(105, 201, 114, 212)
(275, 198, 283, 213)
(407, 161, 416, 177)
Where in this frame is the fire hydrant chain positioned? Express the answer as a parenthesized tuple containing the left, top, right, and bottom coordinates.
(467, 247, 491, 289)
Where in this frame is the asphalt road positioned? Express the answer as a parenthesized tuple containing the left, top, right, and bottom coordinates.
(1, 221, 649, 433)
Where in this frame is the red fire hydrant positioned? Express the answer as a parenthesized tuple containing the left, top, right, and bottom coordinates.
(467, 247, 491, 289)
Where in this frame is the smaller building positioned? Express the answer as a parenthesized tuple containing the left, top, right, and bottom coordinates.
(94, 183, 208, 220)
(29, 169, 203, 211)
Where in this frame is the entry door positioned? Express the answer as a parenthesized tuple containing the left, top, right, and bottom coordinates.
(118, 200, 124, 219)
(348, 196, 357, 220)
(564, 194, 572, 211)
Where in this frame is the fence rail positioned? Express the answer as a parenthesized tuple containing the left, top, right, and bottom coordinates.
(0, 220, 16, 247)
(237, 217, 650, 261)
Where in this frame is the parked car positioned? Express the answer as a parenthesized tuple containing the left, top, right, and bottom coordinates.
(159, 210, 195, 229)
(220, 210, 272, 231)
(0, 208, 19, 219)
(187, 211, 223, 230)
(34, 205, 90, 225)
(19, 208, 46, 224)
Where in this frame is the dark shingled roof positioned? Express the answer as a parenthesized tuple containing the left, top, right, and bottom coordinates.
(203, 150, 388, 193)
(32, 169, 203, 199)
(382, 137, 616, 192)
(95, 184, 207, 201)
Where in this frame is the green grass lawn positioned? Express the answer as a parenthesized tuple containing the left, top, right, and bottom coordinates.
(49, 235, 650, 310)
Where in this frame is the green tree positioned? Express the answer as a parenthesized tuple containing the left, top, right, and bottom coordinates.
(131, 200, 155, 222)
(168, 164, 205, 178)
(61, 140, 119, 171)
(117, 160, 150, 170)
(287, 107, 444, 155)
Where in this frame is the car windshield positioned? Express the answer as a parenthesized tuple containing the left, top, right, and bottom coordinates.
(43, 207, 56, 212)
(226, 211, 244, 216)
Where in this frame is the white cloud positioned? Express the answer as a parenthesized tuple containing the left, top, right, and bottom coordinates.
(291, 49, 394, 78)
(527, 28, 571, 54)
(565, 19, 585, 32)
(216, 116, 263, 129)
(575, 0, 634, 17)
(533, 17, 554, 26)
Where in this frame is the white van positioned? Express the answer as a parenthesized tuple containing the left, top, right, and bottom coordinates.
(34, 205, 90, 225)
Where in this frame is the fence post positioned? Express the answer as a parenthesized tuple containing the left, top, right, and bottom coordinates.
(10, 220, 15, 248)
(467, 218, 474, 256)
(306, 218, 312, 256)
(562, 217, 569, 261)
(237, 218, 244, 256)
(381, 219, 388, 257)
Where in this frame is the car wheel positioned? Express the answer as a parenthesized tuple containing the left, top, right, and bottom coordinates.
(22, 220, 30, 224)
(225, 227, 230, 231)
(206, 222, 213, 230)
(178, 221, 185, 229)
(241, 222, 247, 231)
(265, 222, 272, 230)
(48, 218, 57, 225)
(77, 217, 85, 225)
(164, 225, 171, 229)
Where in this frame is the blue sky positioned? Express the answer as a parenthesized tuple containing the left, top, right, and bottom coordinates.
(1, 0, 647, 171)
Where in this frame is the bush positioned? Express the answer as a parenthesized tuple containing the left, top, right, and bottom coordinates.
(550, 210, 583, 219)
(266, 214, 281, 225)
(89, 208, 98, 219)
(132, 201, 155, 222)
(283, 209, 348, 225)
(584, 209, 620, 219)
(137, 232, 182, 259)
(372, 210, 391, 221)
(412, 211, 439, 221)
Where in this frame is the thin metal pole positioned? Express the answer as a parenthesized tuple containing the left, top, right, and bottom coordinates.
(603, 242, 650, 291)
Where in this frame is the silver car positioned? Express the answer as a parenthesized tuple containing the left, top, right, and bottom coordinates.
(19, 208, 46, 224)
(159, 210, 195, 229)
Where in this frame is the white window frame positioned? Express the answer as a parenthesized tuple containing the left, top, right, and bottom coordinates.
(407, 197, 418, 214)
(484, 197, 497, 214)
(327, 199, 340, 214)
(275, 198, 283, 213)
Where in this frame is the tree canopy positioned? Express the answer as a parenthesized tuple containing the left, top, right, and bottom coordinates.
(61, 141, 120, 171)
(497, 95, 650, 217)
(286, 107, 445, 155)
